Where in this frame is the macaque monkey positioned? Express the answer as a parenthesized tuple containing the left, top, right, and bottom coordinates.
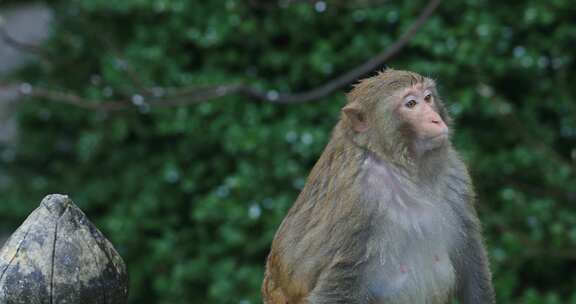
(262, 69, 495, 304)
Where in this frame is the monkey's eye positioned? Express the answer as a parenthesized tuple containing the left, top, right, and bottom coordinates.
(405, 100, 417, 109)
(424, 94, 432, 103)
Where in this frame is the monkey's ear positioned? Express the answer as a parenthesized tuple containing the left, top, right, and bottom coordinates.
(342, 105, 369, 133)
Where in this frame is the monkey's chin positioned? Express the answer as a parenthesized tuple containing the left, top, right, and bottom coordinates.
(415, 134, 449, 154)
(431, 133, 449, 144)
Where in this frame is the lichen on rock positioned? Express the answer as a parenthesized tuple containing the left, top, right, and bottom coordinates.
(0, 194, 128, 304)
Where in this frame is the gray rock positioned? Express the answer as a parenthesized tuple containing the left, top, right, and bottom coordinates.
(0, 194, 128, 304)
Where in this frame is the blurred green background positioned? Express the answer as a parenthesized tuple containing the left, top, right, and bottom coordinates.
(0, 0, 575, 303)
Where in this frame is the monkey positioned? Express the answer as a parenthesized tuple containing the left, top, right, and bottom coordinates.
(262, 69, 495, 304)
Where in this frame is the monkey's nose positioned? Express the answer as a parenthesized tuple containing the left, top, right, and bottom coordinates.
(427, 115, 448, 135)
(429, 116, 445, 127)
(428, 112, 446, 127)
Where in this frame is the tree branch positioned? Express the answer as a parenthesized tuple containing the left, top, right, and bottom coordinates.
(0, 83, 128, 111)
(0, 0, 442, 111)
(260, 0, 442, 104)
(0, 27, 51, 59)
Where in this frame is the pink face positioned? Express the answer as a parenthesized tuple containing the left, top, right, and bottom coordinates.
(395, 83, 448, 150)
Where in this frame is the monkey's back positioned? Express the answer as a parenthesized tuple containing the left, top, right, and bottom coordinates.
(263, 133, 370, 303)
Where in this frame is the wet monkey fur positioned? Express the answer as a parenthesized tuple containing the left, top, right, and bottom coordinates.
(262, 69, 495, 304)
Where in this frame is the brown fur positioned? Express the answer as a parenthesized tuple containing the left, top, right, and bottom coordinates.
(263, 69, 495, 304)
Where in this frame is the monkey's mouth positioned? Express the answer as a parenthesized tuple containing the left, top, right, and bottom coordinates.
(418, 133, 449, 152)
(430, 133, 448, 141)
(421, 132, 448, 143)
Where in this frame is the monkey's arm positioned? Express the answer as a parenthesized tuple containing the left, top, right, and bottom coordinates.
(451, 187, 495, 303)
(453, 229, 495, 304)
(448, 156, 495, 303)
(305, 260, 368, 304)
(263, 215, 370, 304)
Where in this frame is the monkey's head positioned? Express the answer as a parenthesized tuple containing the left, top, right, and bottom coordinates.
(343, 69, 452, 161)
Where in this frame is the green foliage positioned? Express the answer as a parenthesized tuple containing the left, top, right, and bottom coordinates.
(1, 0, 575, 303)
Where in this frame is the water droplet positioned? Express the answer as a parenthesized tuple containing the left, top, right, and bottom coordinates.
(248, 205, 262, 219)
(131, 94, 145, 106)
(476, 24, 489, 37)
(266, 90, 279, 101)
(513, 46, 525, 58)
(216, 186, 230, 198)
(114, 58, 128, 70)
(301, 133, 313, 145)
(285, 131, 298, 143)
(387, 11, 398, 23)
(520, 56, 533, 68)
(476, 84, 494, 98)
(19, 83, 32, 95)
(164, 169, 180, 183)
(314, 1, 327, 13)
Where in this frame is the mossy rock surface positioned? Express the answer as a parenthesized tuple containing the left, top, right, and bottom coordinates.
(0, 194, 128, 304)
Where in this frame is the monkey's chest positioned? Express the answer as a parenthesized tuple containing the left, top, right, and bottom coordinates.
(366, 202, 458, 303)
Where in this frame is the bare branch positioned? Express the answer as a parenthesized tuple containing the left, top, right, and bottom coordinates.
(0, 82, 247, 111)
(259, 0, 442, 104)
(0, 83, 128, 111)
(0, 27, 51, 59)
(0, 0, 442, 110)
(148, 84, 246, 107)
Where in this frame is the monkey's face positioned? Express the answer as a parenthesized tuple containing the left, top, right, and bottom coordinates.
(393, 83, 449, 153)
(343, 70, 452, 158)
